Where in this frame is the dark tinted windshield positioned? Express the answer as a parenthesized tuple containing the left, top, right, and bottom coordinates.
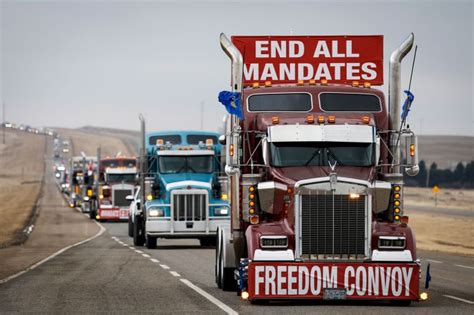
(271, 142, 374, 167)
(149, 135, 182, 146)
(319, 93, 381, 112)
(248, 93, 312, 112)
(159, 156, 213, 174)
(106, 173, 136, 183)
(187, 135, 218, 145)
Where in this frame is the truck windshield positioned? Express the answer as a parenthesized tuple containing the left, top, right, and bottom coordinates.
(159, 156, 213, 174)
(106, 173, 136, 183)
(270, 142, 374, 167)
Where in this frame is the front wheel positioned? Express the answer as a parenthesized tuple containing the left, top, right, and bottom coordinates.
(128, 216, 133, 237)
(133, 215, 145, 246)
(146, 236, 157, 249)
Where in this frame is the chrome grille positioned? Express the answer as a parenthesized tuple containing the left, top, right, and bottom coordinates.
(113, 189, 132, 207)
(301, 193, 366, 259)
(172, 191, 207, 221)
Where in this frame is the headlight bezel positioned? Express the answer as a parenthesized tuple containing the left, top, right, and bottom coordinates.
(148, 207, 165, 217)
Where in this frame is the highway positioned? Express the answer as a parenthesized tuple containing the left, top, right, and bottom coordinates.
(0, 149, 473, 314)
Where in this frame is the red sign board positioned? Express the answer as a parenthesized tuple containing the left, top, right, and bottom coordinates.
(232, 35, 384, 86)
(248, 262, 419, 300)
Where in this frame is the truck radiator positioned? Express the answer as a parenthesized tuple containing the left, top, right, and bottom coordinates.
(300, 193, 366, 259)
(172, 191, 207, 221)
(113, 189, 133, 207)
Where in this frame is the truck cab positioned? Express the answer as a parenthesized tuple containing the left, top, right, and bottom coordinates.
(133, 130, 230, 249)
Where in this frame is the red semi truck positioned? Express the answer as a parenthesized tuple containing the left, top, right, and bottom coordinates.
(215, 33, 428, 304)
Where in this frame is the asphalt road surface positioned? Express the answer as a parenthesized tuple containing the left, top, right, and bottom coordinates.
(1, 216, 473, 313)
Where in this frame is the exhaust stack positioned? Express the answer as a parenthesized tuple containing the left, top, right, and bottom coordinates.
(388, 33, 414, 174)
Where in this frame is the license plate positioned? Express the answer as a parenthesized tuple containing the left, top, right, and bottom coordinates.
(323, 288, 347, 300)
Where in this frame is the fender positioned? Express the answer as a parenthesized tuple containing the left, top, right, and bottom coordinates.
(218, 226, 236, 269)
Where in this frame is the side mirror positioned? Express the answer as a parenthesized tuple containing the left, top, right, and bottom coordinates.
(218, 134, 226, 145)
(375, 136, 381, 166)
(126, 195, 134, 201)
(262, 137, 270, 166)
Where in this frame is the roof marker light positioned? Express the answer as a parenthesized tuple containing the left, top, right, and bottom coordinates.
(362, 116, 370, 124)
(264, 81, 272, 87)
(297, 80, 304, 86)
(252, 82, 259, 89)
(320, 79, 328, 86)
(363, 82, 371, 88)
(306, 115, 315, 124)
(272, 116, 280, 124)
(309, 79, 316, 85)
(317, 115, 325, 124)
(352, 81, 360, 87)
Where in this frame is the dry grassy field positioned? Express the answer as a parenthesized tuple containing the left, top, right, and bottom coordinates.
(0, 130, 45, 247)
(405, 187, 473, 256)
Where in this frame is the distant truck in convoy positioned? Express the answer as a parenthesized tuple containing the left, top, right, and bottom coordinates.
(68, 155, 97, 211)
(215, 33, 428, 304)
(92, 156, 138, 221)
(131, 128, 230, 249)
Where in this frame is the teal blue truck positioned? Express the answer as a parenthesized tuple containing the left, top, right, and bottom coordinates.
(131, 130, 230, 249)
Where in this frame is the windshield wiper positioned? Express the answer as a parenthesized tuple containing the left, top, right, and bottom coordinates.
(304, 148, 321, 166)
(326, 148, 344, 166)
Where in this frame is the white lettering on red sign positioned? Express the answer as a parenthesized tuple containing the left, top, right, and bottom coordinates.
(253, 265, 414, 297)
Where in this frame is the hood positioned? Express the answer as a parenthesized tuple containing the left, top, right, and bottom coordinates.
(271, 166, 375, 186)
(160, 173, 213, 190)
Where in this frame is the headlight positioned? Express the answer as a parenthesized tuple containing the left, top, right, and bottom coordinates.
(149, 208, 164, 217)
(83, 196, 90, 201)
(378, 236, 406, 250)
(260, 236, 288, 249)
(213, 207, 229, 216)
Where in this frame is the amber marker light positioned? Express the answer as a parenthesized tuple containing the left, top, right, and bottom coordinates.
(352, 81, 360, 87)
(252, 82, 259, 88)
(309, 79, 316, 85)
(394, 215, 400, 221)
(363, 82, 371, 88)
(306, 115, 315, 124)
(394, 208, 401, 214)
(317, 115, 325, 124)
(272, 116, 280, 124)
(362, 116, 370, 124)
(394, 193, 401, 199)
(328, 116, 336, 123)
(320, 79, 328, 86)
(249, 215, 259, 224)
(410, 144, 415, 157)
(297, 80, 304, 86)
(249, 201, 255, 207)
(229, 144, 234, 156)
(394, 185, 401, 192)
(394, 200, 401, 206)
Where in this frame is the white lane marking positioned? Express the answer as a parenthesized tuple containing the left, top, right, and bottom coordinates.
(443, 295, 474, 305)
(170, 271, 181, 277)
(150, 258, 160, 263)
(129, 246, 135, 250)
(159, 264, 170, 270)
(426, 259, 443, 264)
(121, 243, 128, 246)
(180, 279, 238, 315)
(111, 236, 118, 240)
(0, 220, 106, 285)
(455, 264, 474, 270)
(135, 250, 144, 254)
(142, 254, 151, 258)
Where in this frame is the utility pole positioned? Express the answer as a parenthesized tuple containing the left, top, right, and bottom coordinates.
(2, 102, 5, 145)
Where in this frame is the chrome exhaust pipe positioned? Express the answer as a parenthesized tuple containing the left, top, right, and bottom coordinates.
(219, 33, 243, 93)
(388, 33, 414, 174)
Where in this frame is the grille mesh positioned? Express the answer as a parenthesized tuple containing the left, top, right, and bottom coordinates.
(173, 193, 206, 221)
(301, 193, 366, 258)
(113, 189, 132, 207)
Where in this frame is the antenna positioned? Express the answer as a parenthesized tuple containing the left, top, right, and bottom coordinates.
(407, 45, 418, 92)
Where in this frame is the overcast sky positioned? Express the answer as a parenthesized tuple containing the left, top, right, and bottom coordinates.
(1, 0, 473, 135)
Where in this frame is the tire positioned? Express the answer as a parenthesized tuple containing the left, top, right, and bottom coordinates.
(128, 216, 133, 237)
(89, 209, 96, 220)
(217, 231, 236, 291)
(200, 236, 216, 247)
(146, 236, 157, 249)
(133, 215, 145, 246)
(215, 231, 222, 288)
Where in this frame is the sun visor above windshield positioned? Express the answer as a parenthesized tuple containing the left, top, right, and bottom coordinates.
(268, 124, 375, 143)
(156, 149, 214, 156)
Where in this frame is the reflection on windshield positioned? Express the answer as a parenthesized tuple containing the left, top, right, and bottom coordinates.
(159, 156, 213, 174)
(106, 174, 136, 182)
(271, 142, 374, 167)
